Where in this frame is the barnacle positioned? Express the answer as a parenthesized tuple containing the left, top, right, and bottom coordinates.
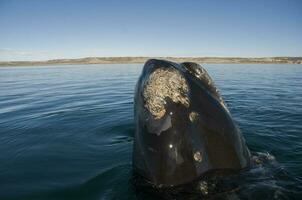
(143, 68, 190, 119)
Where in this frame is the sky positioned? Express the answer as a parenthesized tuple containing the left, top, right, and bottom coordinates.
(0, 0, 301, 61)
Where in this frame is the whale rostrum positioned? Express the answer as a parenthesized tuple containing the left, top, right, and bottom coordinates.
(133, 59, 250, 187)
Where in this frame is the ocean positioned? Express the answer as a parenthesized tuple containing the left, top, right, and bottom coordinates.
(0, 64, 301, 199)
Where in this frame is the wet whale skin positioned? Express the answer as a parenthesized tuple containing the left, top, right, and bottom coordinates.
(133, 59, 250, 187)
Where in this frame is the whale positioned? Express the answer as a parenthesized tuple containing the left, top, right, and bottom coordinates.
(133, 59, 250, 187)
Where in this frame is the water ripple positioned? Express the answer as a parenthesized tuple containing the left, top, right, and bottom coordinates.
(0, 64, 301, 199)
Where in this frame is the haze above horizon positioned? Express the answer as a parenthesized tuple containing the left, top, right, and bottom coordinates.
(0, 0, 301, 61)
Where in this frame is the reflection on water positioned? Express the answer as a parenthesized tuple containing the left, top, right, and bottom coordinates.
(0, 64, 301, 199)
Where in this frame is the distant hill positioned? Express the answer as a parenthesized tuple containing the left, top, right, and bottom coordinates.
(0, 57, 301, 66)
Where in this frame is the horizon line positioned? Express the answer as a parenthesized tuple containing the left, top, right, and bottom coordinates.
(1, 55, 302, 63)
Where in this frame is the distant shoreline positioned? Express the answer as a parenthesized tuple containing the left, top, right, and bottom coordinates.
(0, 56, 301, 66)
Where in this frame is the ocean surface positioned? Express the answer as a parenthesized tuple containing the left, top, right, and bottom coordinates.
(0, 64, 301, 200)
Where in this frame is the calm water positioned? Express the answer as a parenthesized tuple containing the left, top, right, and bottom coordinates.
(0, 64, 301, 199)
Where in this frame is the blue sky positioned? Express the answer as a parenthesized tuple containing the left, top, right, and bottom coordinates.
(0, 0, 301, 61)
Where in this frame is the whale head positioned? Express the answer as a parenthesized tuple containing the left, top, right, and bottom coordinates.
(133, 59, 250, 187)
